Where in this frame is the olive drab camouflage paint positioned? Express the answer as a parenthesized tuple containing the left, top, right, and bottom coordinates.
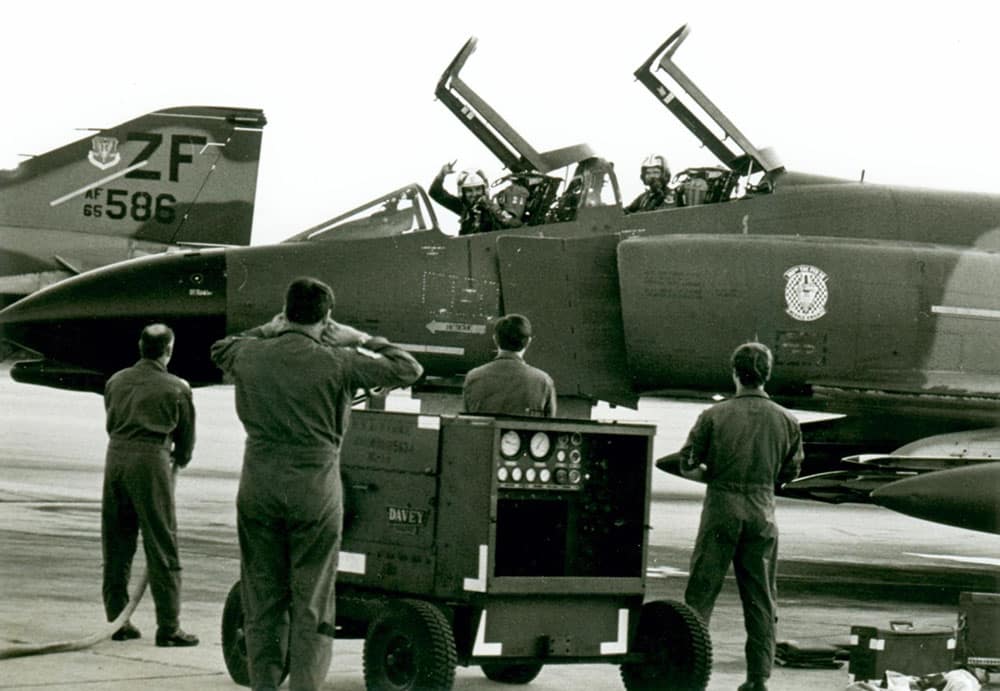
(0, 106, 266, 304)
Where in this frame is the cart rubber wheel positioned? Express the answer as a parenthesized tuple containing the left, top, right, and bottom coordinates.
(620, 599, 712, 691)
(363, 599, 457, 691)
(481, 662, 544, 684)
(220, 581, 290, 688)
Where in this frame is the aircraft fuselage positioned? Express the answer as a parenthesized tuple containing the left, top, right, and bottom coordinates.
(5, 177, 1000, 410)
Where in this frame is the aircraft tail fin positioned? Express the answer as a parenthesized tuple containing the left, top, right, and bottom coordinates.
(0, 106, 266, 247)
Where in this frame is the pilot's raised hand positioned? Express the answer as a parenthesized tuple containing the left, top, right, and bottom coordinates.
(321, 317, 371, 348)
(439, 160, 457, 177)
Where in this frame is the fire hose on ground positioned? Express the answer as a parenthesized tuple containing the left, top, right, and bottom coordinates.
(0, 463, 180, 660)
(0, 570, 148, 660)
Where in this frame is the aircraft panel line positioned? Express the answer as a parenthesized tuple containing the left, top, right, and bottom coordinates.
(931, 305, 1000, 319)
(396, 343, 465, 356)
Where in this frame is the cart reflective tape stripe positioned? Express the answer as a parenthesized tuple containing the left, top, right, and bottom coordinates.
(340, 551, 366, 574)
(600, 609, 629, 654)
(472, 611, 503, 656)
(463, 544, 488, 592)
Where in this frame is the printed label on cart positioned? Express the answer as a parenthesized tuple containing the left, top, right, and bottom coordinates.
(387, 506, 429, 533)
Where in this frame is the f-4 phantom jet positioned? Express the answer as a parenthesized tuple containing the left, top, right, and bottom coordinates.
(2, 27, 999, 532)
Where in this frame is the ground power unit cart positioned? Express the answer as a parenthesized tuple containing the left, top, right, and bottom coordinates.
(221, 411, 712, 690)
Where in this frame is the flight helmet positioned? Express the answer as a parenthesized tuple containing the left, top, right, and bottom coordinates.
(640, 154, 670, 183)
(457, 169, 488, 205)
(457, 170, 488, 191)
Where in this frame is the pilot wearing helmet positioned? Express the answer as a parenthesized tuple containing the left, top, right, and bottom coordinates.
(430, 161, 522, 235)
(624, 154, 674, 214)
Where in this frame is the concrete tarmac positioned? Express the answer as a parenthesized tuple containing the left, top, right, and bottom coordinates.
(2, 369, 998, 690)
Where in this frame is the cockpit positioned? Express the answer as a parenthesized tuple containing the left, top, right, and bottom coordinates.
(282, 186, 434, 242)
(284, 25, 783, 243)
(281, 156, 623, 242)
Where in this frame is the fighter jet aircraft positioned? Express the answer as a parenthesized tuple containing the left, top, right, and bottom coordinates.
(0, 105, 266, 307)
(1, 28, 998, 532)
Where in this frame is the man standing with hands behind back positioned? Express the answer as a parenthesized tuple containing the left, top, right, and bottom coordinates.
(211, 277, 423, 691)
(679, 342, 803, 691)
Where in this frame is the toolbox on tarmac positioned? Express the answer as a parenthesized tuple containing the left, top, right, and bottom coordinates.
(958, 591, 1000, 670)
(848, 621, 956, 682)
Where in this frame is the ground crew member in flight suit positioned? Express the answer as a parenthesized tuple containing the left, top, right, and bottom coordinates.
(463, 313, 557, 417)
(624, 153, 673, 213)
(102, 323, 198, 647)
(430, 160, 522, 235)
(679, 342, 803, 691)
(210, 277, 423, 691)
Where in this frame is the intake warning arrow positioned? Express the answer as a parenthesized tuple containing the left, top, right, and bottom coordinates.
(425, 320, 486, 335)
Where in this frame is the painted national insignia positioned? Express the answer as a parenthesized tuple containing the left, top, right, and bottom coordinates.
(783, 264, 828, 321)
(88, 136, 121, 170)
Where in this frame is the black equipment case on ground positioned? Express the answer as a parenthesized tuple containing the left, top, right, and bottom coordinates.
(958, 591, 1000, 670)
(848, 621, 956, 682)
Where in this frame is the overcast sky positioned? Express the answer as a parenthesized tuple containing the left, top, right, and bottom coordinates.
(4, 1, 999, 244)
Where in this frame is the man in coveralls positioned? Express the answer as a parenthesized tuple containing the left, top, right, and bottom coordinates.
(463, 313, 556, 417)
(430, 160, 522, 235)
(102, 323, 198, 646)
(679, 342, 803, 691)
(210, 277, 423, 691)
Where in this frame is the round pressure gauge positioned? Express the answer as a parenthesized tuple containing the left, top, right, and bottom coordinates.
(511, 467, 523, 482)
(497, 467, 509, 482)
(529, 432, 551, 459)
(539, 468, 552, 483)
(500, 430, 521, 458)
(525, 468, 537, 483)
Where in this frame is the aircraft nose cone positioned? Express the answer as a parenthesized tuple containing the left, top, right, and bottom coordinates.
(871, 463, 1000, 534)
(0, 250, 229, 386)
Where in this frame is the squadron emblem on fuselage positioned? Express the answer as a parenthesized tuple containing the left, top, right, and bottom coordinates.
(783, 264, 828, 321)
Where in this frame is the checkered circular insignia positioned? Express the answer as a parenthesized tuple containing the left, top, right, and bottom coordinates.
(783, 264, 828, 321)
